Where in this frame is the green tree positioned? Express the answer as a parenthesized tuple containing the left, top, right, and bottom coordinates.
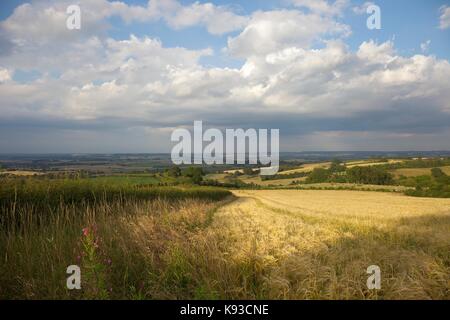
(183, 167, 204, 184)
(243, 167, 255, 175)
(431, 168, 445, 179)
(166, 166, 182, 178)
(329, 159, 346, 173)
(306, 168, 331, 183)
(346, 167, 393, 185)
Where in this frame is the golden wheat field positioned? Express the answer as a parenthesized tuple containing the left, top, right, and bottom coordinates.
(278, 162, 332, 175)
(345, 159, 404, 168)
(205, 190, 450, 299)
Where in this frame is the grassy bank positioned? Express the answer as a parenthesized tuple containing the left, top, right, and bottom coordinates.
(0, 178, 231, 299)
(0, 178, 230, 212)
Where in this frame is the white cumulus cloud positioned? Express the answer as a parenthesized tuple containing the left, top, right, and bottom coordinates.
(1, 1, 450, 151)
(227, 10, 351, 58)
(352, 2, 375, 15)
(291, 0, 349, 16)
(439, 5, 450, 29)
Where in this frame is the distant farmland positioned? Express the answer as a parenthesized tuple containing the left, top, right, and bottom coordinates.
(392, 166, 450, 177)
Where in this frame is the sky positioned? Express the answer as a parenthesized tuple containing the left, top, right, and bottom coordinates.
(0, 0, 450, 153)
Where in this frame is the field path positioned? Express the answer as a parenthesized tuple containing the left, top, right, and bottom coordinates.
(207, 190, 450, 299)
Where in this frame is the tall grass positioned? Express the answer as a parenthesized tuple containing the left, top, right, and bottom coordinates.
(0, 178, 230, 206)
(2, 178, 448, 300)
(0, 178, 231, 299)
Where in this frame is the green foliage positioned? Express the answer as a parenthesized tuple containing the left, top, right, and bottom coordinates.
(182, 167, 205, 184)
(405, 185, 450, 198)
(403, 168, 450, 198)
(0, 177, 230, 299)
(303, 163, 394, 186)
(231, 171, 243, 177)
(78, 225, 110, 299)
(431, 167, 445, 179)
(346, 166, 394, 185)
(166, 166, 182, 178)
(306, 168, 331, 183)
(91, 175, 160, 186)
(261, 171, 309, 181)
(243, 167, 256, 175)
(0, 178, 231, 227)
(329, 159, 346, 173)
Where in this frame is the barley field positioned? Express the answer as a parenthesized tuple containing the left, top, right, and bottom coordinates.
(204, 190, 450, 299)
(1, 181, 449, 299)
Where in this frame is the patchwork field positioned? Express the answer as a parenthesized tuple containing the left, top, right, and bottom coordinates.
(277, 159, 404, 176)
(392, 166, 450, 177)
(345, 159, 404, 168)
(278, 162, 331, 175)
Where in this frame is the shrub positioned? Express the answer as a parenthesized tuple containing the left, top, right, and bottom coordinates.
(306, 168, 331, 183)
(346, 166, 394, 185)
